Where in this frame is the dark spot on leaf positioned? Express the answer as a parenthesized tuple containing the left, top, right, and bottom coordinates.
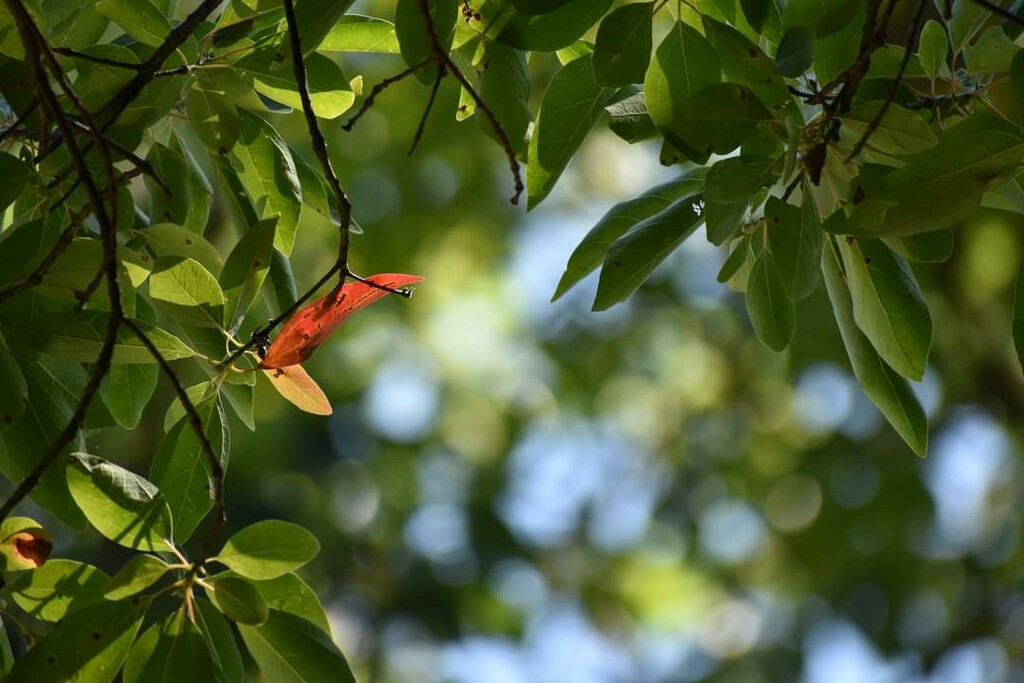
(47, 657, 56, 665)
(218, 146, 228, 155)
(91, 632, 102, 640)
(852, 187, 865, 204)
(185, 238, 193, 245)
(864, 258, 872, 264)
(302, 333, 310, 340)
(845, 236, 856, 245)
(748, 48, 758, 58)
(765, 77, 773, 84)
(2, 413, 10, 423)
(738, 89, 747, 101)
(14, 533, 52, 567)
(614, 261, 622, 268)
(163, 212, 172, 220)
(253, 260, 261, 267)
(772, 217, 780, 224)
(459, 104, 468, 112)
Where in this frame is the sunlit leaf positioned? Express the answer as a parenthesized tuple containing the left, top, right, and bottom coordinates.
(104, 554, 171, 600)
(67, 453, 174, 552)
(213, 520, 320, 580)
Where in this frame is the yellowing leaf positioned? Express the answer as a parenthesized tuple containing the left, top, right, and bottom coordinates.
(262, 366, 332, 415)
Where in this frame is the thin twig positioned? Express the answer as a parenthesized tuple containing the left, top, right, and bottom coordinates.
(122, 317, 224, 565)
(970, 0, 1024, 25)
(846, 0, 930, 161)
(341, 58, 431, 132)
(414, 0, 524, 204)
(67, 117, 172, 196)
(35, 0, 222, 165)
(282, 0, 353, 281)
(52, 46, 141, 70)
(218, 264, 341, 370)
(409, 64, 445, 155)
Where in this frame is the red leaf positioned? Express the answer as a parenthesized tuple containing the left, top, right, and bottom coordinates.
(259, 273, 423, 369)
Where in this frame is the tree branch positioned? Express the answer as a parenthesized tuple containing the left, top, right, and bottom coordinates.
(414, 0, 523, 204)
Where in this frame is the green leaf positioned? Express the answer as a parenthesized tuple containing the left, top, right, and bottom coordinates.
(497, 0, 613, 51)
(292, 0, 356, 55)
(765, 192, 822, 299)
(917, 19, 948, 82)
(527, 53, 611, 209)
(67, 453, 174, 552)
(664, 82, 773, 155)
(0, 338, 27, 428)
(214, 520, 320, 580)
(221, 217, 278, 334)
(0, 357, 87, 529)
(966, 25, 1018, 75)
(95, 0, 171, 48)
(6, 311, 195, 363)
(319, 14, 399, 53)
(741, 0, 769, 31)
(593, 2, 653, 87)
(644, 21, 720, 135)
(99, 364, 159, 430)
(775, 26, 814, 77)
(270, 248, 299, 311)
(838, 238, 932, 380)
(239, 610, 355, 683)
(233, 110, 303, 255)
(745, 250, 794, 351)
(195, 598, 246, 682)
(9, 559, 108, 622)
(703, 17, 794, 114)
(704, 157, 773, 203)
(553, 173, 704, 300)
(252, 573, 332, 635)
(395, 0, 458, 83)
(1015, 259, 1024, 375)
(0, 153, 34, 213)
(823, 242, 928, 456)
(883, 230, 954, 263)
(840, 101, 937, 155)
(145, 143, 193, 227)
(151, 397, 221, 544)
(124, 608, 217, 683)
(149, 256, 226, 329)
(705, 197, 749, 245)
(605, 89, 658, 144)
(857, 116, 1024, 236)
(188, 86, 240, 154)
(7, 598, 148, 683)
(210, 574, 270, 625)
(717, 235, 752, 283)
(479, 41, 532, 158)
(593, 194, 704, 311)
(784, 0, 860, 38)
(134, 223, 223, 274)
(104, 554, 171, 600)
(234, 49, 355, 120)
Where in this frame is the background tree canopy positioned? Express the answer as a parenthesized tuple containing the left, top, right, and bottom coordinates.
(1, 0, 1024, 680)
